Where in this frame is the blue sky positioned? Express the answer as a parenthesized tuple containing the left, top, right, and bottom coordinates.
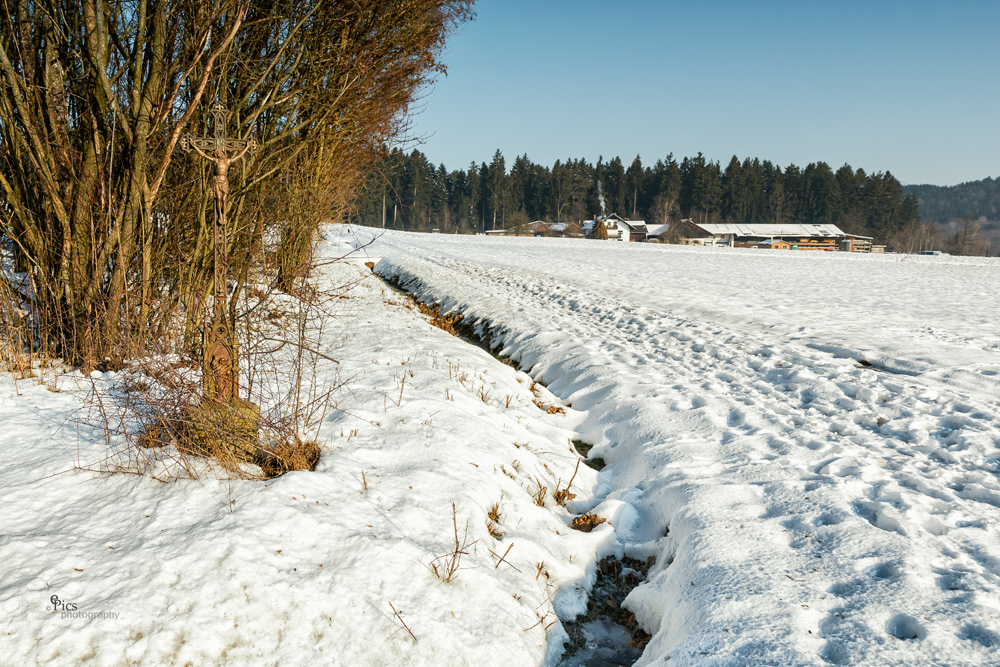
(405, 0, 999, 186)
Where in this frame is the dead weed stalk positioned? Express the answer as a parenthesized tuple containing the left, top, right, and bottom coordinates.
(530, 478, 548, 507)
(427, 503, 477, 583)
(553, 458, 581, 506)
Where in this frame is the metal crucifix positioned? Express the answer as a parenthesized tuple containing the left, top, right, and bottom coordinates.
(181, 103, 259, 403)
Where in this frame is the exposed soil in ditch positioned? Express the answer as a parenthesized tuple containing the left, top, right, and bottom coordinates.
(572, 439, 606, 471)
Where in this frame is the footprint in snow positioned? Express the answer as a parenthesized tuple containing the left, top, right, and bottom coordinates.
(958, 623, 1000, 648)
(886, 613, 925, 640)
(851, 500, 905, 535)
(865, 562, 902, 580)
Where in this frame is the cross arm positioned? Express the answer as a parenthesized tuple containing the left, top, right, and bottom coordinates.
(181, 135, 215, 160)
(229, 136, 259, 162)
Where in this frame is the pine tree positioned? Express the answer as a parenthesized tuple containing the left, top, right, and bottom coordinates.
(625, 155, 644, 218)
(487, 149, 506, 230)
(604, 156, 627, 215)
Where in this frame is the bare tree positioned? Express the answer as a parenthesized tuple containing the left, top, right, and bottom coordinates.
(0, 0, 475, 366)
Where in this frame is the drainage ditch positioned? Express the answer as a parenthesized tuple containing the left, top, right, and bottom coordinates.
(557, 554, 654, 667)
(378, 271, 654, 666)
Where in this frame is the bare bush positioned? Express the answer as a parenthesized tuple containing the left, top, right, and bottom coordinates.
(77, 259, 349, 480)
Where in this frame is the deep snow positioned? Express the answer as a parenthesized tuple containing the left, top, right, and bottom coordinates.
(361, 228, 1000, 666)
(0, 242, 608, 666)
(3, 227, 999, 666)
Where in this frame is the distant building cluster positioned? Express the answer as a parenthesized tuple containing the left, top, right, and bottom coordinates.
(481, 214, 887, 253)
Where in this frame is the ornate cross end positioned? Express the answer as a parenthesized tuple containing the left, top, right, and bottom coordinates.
(210, 103, 231, 141)
(180, 134, 192, 153)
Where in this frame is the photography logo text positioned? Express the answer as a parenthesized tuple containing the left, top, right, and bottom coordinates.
(47, 595, 120, 620)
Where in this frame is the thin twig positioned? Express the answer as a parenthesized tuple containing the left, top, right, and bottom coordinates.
(388, 601, 417, 643)
(492, 543, 520, 572)
(567, 457, 581, 489)
(254, 336, 340, 364)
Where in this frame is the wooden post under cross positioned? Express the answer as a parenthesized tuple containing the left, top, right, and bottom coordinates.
(181, 103, 259, 402)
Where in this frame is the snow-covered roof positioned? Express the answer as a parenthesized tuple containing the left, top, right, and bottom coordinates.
(584, 215, 645, 231)
(533, 222, 573, 232)
(691, 223, 847, 238)
(646, 224, 670, 237)
(618, 219, 647, 233)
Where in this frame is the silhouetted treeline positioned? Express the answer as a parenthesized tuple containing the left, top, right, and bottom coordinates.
(353, 149, 939, 249)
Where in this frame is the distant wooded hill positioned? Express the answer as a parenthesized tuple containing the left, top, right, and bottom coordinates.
(903, 177, 1000, 222)
(903, 178, 999, 256)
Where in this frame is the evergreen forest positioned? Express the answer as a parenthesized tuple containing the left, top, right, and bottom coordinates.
(352, 149, 952, 252)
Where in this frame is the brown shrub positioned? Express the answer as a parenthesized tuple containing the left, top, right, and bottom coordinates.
(258, 437, 321, 477)
(570, 513, 607, 533)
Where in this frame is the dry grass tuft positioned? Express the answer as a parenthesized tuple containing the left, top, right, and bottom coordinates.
(531, 478, 548, 507)
(476, 384, 494, 404)
(131, 391, 322, 479)
(552, 488, 577, 506)
(486, 519, 504, 540)
(417, 302, 462, 336)
(532, 398, 566, 414)
(257, 436, 321, 478)
(486, 501, 505, 539)
(570, 513, 607, 533)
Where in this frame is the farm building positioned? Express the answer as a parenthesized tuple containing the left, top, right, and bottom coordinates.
(583, 213, 648, 242)
(680, 221, 878, 252)
(531, 221, 583, 238)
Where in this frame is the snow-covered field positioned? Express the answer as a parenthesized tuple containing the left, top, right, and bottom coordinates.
(3, 228, 999, 666)
(359, 228, 1000, 666)
(0, 244, 607, 666)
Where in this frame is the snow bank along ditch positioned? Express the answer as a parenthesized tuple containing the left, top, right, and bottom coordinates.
(2, 244, 660, 666)
(380, 271, 660, 665)
(365, 227, 1000, 667)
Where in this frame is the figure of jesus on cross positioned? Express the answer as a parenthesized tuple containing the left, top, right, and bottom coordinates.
(181, 103, 259, 403)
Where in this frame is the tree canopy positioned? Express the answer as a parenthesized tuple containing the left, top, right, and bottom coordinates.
(0, 0, 476, 364)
